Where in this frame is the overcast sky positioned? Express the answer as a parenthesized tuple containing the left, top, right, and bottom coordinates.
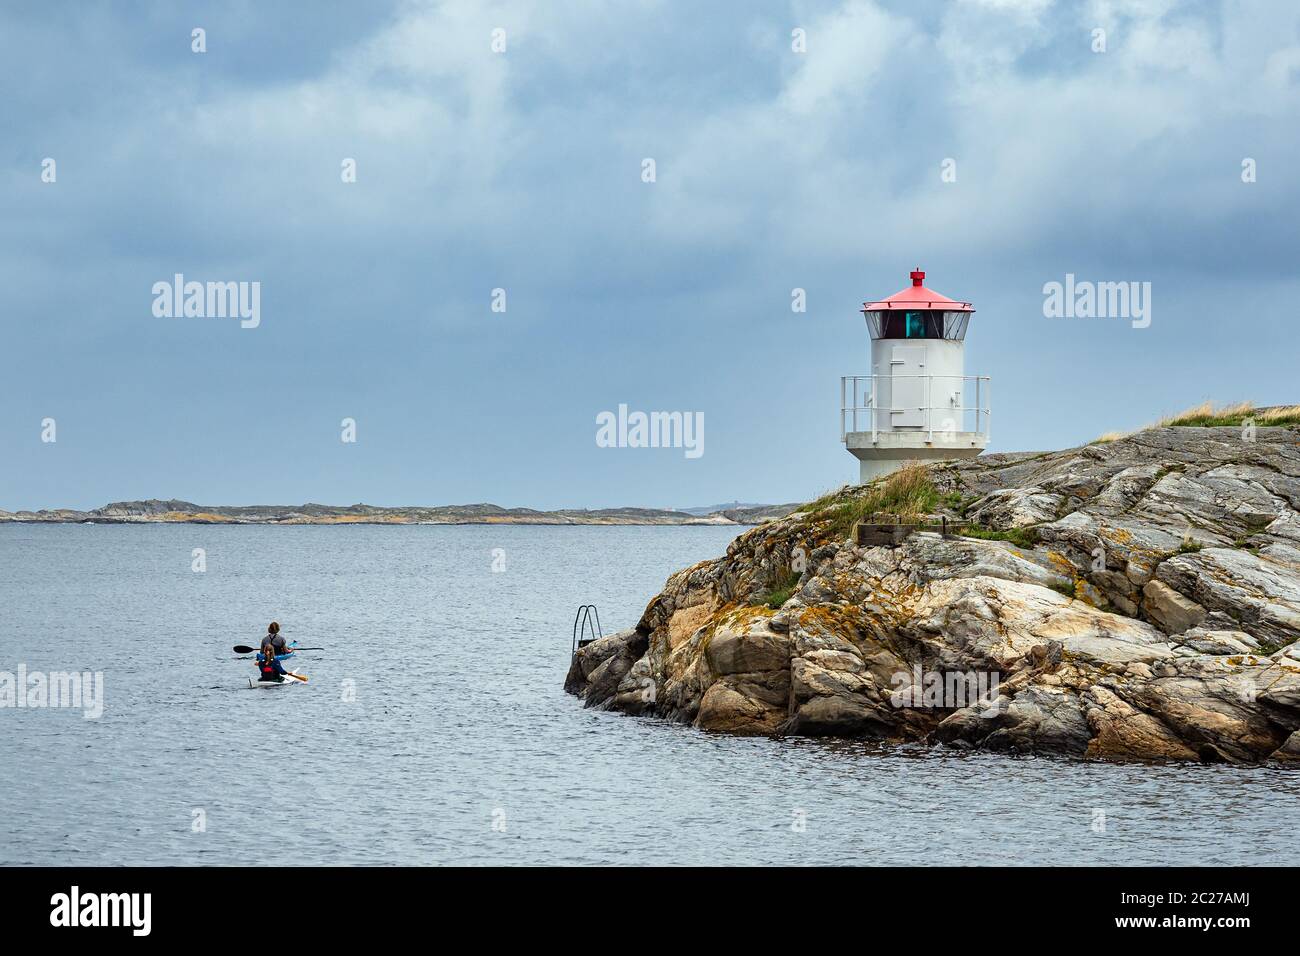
(3, 0, 1298, 511)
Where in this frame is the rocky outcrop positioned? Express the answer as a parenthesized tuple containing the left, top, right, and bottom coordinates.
(566, 425, 1300, 763)
(563, 628, 650, 708)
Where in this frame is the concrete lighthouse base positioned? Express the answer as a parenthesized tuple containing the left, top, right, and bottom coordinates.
(845, 430, 988, 484)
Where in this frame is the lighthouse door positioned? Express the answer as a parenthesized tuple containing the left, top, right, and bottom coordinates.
(889, 345, 925, 428)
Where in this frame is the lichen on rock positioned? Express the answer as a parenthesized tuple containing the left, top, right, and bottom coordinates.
(565, 424, 1300, 763)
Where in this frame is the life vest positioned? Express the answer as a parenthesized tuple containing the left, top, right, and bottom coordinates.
(257, 654, 282, 680)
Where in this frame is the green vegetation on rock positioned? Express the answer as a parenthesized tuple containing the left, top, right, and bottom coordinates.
(754, 566, 801, 609)
(958, 525, 1042, 549)
(1093, 402, 1300, 443)
(804, 463, 940, 539)
(1160, 401, 1300, 428)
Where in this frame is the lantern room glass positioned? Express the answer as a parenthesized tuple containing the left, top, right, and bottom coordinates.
(864, 309, 970, 341)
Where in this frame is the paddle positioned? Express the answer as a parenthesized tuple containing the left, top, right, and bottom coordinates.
(285, 672, 309, 683)
(232, 644, 325, 654)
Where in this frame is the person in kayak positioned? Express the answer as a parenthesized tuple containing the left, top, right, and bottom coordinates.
(255, 646, 290, 684)
(258, 622, 288, 661)
(255, 622, 290, 677)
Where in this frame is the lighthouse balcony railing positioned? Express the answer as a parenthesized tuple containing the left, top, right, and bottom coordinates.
(840, 374, 990, 445)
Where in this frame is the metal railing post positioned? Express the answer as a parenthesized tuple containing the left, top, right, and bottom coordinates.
(926, 374, 933, 444)
(842, 377, 852, 444)
(985, 378, 991, 444)
(871, 375, 877, 444)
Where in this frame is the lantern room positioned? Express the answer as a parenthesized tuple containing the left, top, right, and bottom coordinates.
(862, 269, 974, 342)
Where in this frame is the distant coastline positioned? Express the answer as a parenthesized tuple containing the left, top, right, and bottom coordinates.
(0, 498, 799, 527)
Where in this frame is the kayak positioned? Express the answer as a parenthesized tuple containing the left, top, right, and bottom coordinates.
(247, 671, 305, 689)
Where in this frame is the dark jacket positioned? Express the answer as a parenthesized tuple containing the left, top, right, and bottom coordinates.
(258, 655, 288, 681)
(260, 633, 288, 657)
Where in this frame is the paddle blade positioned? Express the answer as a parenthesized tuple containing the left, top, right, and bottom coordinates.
(287, 672, 308, 683)
(232, 645, 257, 654)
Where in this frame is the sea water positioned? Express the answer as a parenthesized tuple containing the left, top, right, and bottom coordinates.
(2, 523, 1296, 865)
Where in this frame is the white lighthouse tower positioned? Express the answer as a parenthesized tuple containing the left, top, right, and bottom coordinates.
(841, 268, 990, 483)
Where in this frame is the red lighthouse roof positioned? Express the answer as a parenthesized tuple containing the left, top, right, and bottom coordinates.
(862, 269, 974, 313)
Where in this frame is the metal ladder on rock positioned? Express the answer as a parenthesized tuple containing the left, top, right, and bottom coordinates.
(571, 604, 602, 658)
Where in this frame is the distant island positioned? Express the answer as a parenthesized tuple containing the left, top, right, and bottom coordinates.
(0, 498, 800, 526)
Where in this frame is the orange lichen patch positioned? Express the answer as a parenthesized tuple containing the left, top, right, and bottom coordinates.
(668, 604, 714, 650)
(718, 605, 776, 630)
(658, 602, 756, 664)
(1224, 654, 1264, 668)
(1043, 551, 1092, 602)
(1047, 551, 1077, 574)
(1201, 565, 1237, 589)
(858, 579, 924, 629)
(831, 568, 878, 592)
(706, 599, 739, 617)
(1073, 579, 1103, 608)
(796, 604, 865, 641)
(1104, 527, 1134, 545)
(1127, 546, 1162, 565)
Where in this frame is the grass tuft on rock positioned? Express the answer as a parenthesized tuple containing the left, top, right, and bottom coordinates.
(1090, 431, 1129, 445)
(958, 525, 1041, 549)
(753, 565, 801, 609)
(1089, 401, 1300, 444)
(1048, 579, 1078, 600)
(1158, 401, 1300, 428)
(804, 464, 940, 539)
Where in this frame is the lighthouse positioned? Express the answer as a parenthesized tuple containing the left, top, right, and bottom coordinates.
(841, 269, 990, 483)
